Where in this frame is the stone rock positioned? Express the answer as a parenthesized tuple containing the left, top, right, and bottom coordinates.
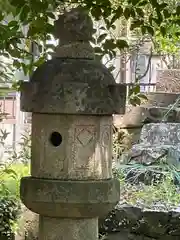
(146, 92, 180, 107)
(167, 211, 180, 236)
(104, 231, 142, 240)
(119, 123, 180, 184)
(114, 106, 147, 128)
(121, 123, 180, 166)
(159, 236, 180, 240)
(99, 204, 142, 234)
(121, 143, 180, 184)
(140, 123, 180, 145)
(113, 107, 180, 151)
(156, 69, 180, 93)
(100, 204, 180, 240)
(143, 107, 180, 123)
(135, 210, 169, 237)
(128, 144, 180, 166)
(114, 107, 180, 129)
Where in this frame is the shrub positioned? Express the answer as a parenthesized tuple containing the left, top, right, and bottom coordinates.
(0, 197, 20, 239)
(0, 163, 30, 237)
(0, 163, 30, 198)
(115, 166, 180, 210)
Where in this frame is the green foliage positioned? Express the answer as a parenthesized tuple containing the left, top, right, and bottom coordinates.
(0, 163, 29, 237)
(0, 163, 30, 198)
(119, 170, 180, 208)
(11, 128, 31, 165)
(0, 129, 30, 237)
(0, 0, 178, 79)
(0, 197, 20, 238)
(128, 84, 148, 106)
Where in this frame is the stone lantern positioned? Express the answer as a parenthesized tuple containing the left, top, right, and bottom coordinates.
(20, 7, 126, 240)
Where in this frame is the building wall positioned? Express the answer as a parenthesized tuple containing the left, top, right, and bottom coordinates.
(0, 91, 27, 151)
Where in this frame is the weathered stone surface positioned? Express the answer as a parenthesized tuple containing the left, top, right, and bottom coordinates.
(54, 7, 95, 45)
(113, 106, 180, 150)
(143, 107, 180, 123)
(119, 123, 180, 183)
(128, 144, 180, 166)
(99, 204, 142, 233)
(127, 123, 180, 165)
(156, 69, 180, 93)
(159, 237, 180, 240)
(21, 65, 126, 115)
(113, 106, 180, 129)
(20, 7, 126, 116)
(31, 115, 113, 180)
(100, 204, 180, 240)
(140, 123, 180, 145)
(146, 92, 180, 107)
(20, 177, 120, 218)
(136, 210, 169, 237)
(39, 217, 98, 240)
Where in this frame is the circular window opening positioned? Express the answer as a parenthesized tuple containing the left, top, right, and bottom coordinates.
(50, 132, 62, 147)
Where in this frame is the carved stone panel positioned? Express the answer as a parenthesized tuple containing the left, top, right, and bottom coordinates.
(68, 116, 113, 179)
(31, 114, 69, 179)
(31, 114, 112, 180)
(73, 126, 96, 171)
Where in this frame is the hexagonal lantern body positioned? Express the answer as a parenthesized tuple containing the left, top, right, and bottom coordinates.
(20, 7, 126, 240)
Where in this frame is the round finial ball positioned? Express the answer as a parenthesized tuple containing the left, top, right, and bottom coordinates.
(54, 7, 95, 44)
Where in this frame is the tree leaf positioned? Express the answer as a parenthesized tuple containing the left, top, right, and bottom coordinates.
(138, 0, 148, 6)
(97, 33, 107, 44)
(159, 3, 168, 9)
(124, 8, 131, 20)
(47, 12, 56, 19)
(138, 93, 148, 100)
(116, 39, 129, 49)
(2, 169, 17, 178)
(19, 4, 30, 22)
(91, 6, 102, 20)
(136, 8, 144, 18)
(100, 26, 106, 30)
(131, 20, 144, 30)
(146, 26, 154, 36)
(103, 39, 116, 50)
(130, 9, 136, 18)
(149, 0, 159, 8)
(141, 26, 146, 35)
(176, 6, 180, 15)
(34, 57, 45, 67)
(131, 0, 141, 5)
(163, 9, 171, 18)
(160, 26, 166, 37)
(110, 6, 123, 25)
(13, 60, 21, 69)
(8, 21, 18, 28)
(132, 84, 140, 94)
(94, 47, 103, 53)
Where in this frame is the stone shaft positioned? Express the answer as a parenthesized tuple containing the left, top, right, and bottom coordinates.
(39, 217, 98, 240)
